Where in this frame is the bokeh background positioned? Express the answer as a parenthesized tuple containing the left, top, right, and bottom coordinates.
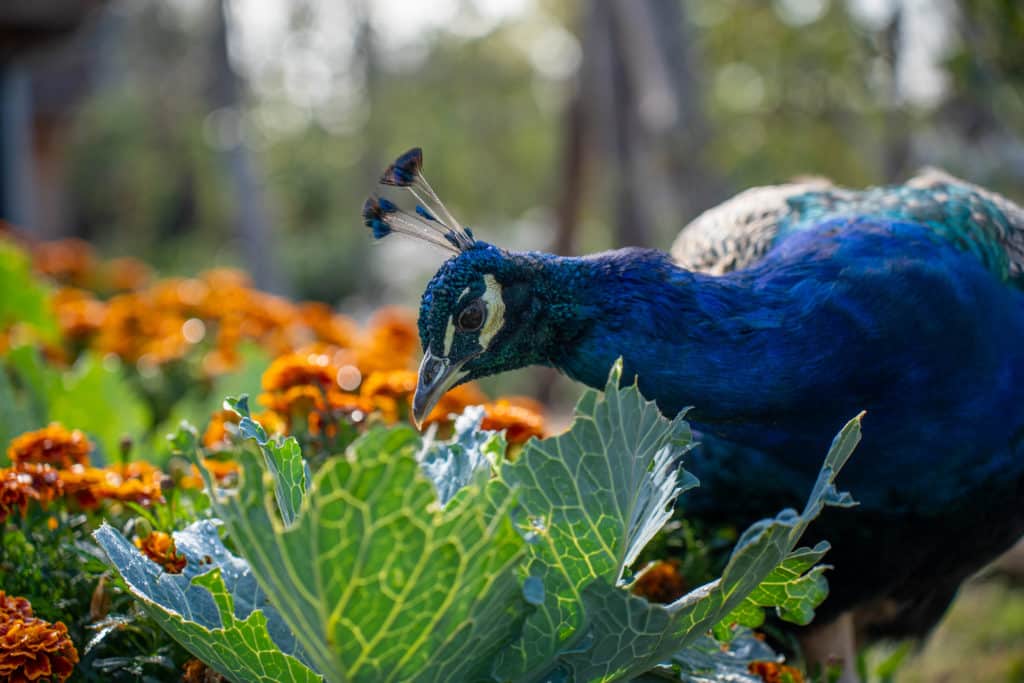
(2, 1, 1023, 680)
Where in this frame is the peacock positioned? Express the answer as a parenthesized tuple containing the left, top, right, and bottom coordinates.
(362, 148, 1024, 676)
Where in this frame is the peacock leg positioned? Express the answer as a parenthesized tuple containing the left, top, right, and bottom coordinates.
(799, 611, 860, 683)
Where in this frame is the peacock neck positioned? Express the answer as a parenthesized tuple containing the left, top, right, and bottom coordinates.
(525, 242, 920, 454)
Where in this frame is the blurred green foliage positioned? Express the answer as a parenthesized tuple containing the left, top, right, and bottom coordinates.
(55, 0, 1021, 306)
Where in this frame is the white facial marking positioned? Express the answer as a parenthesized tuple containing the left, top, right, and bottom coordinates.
(444, 286, 472, 356)
(478, 274, 505, 350)
(443, 321, 455, 356)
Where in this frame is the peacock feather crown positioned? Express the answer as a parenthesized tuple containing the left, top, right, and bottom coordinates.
(362, 147, 478, 254)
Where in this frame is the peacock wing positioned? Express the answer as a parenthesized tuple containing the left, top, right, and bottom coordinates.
(669, 178, 835, 275)
(903, 168, 1024, 285)
(671, 169, 1024, 284)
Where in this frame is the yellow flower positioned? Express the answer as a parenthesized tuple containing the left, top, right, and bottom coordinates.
(7, 424, 93, 469)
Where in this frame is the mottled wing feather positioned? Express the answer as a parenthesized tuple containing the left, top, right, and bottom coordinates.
(671, 170, 1024, 284)
(670, 179, 834, 275)
(905, 168, 1024, 281)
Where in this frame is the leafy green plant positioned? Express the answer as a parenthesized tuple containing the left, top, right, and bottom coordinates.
(2, 346, 151, 463)
(0, 241, 57, 342)
(95, 361, 861, 682)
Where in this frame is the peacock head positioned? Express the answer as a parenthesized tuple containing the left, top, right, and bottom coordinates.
(363, 148, 546, 426)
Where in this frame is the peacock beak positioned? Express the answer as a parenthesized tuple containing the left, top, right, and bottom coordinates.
(412, 349, 467, 429)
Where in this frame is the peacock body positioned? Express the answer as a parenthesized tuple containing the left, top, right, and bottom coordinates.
(363, 149, 1024, 643)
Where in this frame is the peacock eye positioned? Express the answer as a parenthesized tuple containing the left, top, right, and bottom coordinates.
(456, 299, 486, 332)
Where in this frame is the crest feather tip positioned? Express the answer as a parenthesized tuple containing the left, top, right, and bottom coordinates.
(380, 147, 424, 187)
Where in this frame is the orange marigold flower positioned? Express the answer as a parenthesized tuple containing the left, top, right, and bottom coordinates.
(135, 531, 187, 574)
(150, 277, 209, 311)
(203, 410, 241, 451)
(51, 288, 107, 340)
(0, 469, 39, 522)
(631, 559, 687, 604)
(202, 346, 241, 377)
(102, 257, 152, 292)
(360, 370, 417, 400)
(259, 385, 327, 416)
(8, 424, 93, 469)
(98, 463, 167, 506)
(324, 390, 368, 410)
(201, 458, 240, 481)
(56, 466, 106, 509)
(11, 463, 63, 505)
(481, 399, 546, 444)
(179, 459, 240, 490)
(748, 661, 804, 683)
(299, 302, 358, 349)
(0, 592, 33, 621)
(261, 350, 339, 392)
(32, 238, 95, 287)
(422, 382, 489, 425)
(109, 461, 161, 480)
(200, 267, 252, 291)
(102, 477, 165, 506)
(252, 410, 286, 437)
(182, 658, 227, 683)
(0, 616, 79, 682)
(92, 293, 149, 361)
(355, 307, 419, 374)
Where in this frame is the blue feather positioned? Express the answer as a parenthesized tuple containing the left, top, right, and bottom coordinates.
(379, 147, 423, 187)
(387, 148, 1024, 639)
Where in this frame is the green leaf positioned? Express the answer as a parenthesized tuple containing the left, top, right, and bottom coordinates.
(653, 631, 779, 683)
(175, 422, 528, 682)
(717, 543, 831, 632)
(4, 348, 150, 460)
(416, 405, 505, 506)
(93, 520, 321, 683)
(224, 395, 309, 526)
(531, 413, 863, 682)
(0, 364, 40, 466)
(493, 359, 697, 680)
(146, 342, 272, 461)
(0, 240, 58, 342)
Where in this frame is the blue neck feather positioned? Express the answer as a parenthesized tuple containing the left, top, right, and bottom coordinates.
(528, 217, 1024, 509)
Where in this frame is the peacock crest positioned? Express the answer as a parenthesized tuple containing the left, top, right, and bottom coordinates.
(362, 147, 477, 254)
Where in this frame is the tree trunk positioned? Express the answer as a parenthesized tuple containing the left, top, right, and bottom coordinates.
(207, 0, 283, 294)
